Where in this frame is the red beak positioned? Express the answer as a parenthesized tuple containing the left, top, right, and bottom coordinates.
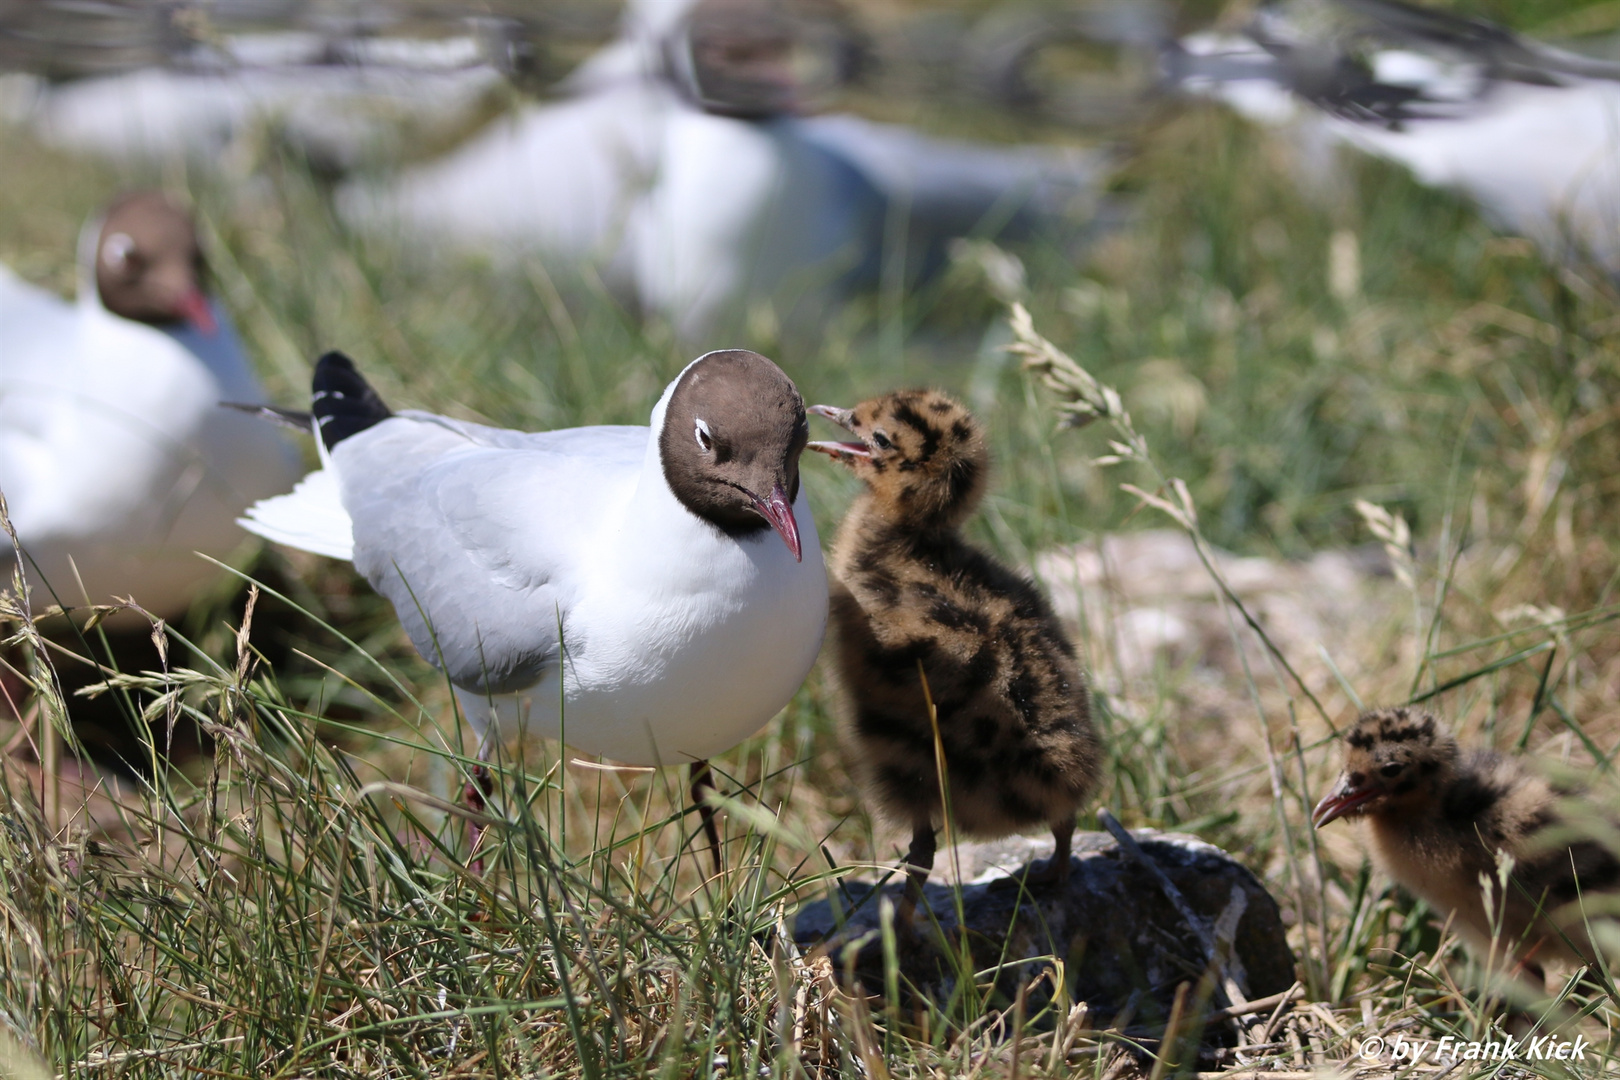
(173, 287, 218, 335)
(1312, 774, 1379, 828)
(748, 482, 802, 562)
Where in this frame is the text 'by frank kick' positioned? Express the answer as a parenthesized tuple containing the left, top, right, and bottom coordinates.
(1357, 1033, 1590, 1063)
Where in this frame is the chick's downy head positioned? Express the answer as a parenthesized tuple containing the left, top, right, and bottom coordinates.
(1314, 707, 1459, 827)
(807, 389, 988, 528)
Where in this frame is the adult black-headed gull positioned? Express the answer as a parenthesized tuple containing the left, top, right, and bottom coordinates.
(1166, 0, 1620, 271)
(240, 348, 829, 867)
(0, 191, 301, 621)
(341, 0, 1103, 341)
(13, 33, 504, 174)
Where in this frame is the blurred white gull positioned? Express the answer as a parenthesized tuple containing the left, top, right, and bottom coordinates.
(1166, 0, 1620, 270)
(11, 33, 504, 173)
(340, 0, 1106, 340)
(0, 192, 301, 621)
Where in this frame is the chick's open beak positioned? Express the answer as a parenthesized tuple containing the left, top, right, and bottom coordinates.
(807, 403, 869, 461)
(1312, 774, 1378, 828)
(808, 404, 853, 429)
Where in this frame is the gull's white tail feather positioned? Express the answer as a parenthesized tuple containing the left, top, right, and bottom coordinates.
(238, 468, 354, 561)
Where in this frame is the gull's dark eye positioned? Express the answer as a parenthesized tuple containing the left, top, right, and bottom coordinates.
(694, 418, 714, 452)
(1380, 762, 1403, 778)
(871, 431, 892, 451)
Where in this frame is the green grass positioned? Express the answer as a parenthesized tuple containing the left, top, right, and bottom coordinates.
(4, 7, 1620, 1071)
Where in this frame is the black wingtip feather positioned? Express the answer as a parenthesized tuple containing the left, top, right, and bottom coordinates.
(311, 350, 392, 450)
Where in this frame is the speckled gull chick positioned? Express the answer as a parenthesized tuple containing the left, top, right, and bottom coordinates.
(238, 349, 828, 867)
(1314, 707, 1620, 986)
(808, 389, 1099, 927)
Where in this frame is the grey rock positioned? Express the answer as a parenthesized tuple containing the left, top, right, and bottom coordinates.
(794, 829, 1295, 1024)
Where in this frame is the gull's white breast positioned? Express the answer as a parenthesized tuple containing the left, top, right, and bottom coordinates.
(461, 480, 828, 766)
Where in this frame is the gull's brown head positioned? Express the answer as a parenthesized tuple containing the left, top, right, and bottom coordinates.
(672, 0, 855, 118)
(93, 191, 215, 333)
(659, 349, 809, 560)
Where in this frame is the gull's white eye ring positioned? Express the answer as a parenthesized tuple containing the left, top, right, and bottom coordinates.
(695, 418, 714, 452)
(102, 232, 136, 270)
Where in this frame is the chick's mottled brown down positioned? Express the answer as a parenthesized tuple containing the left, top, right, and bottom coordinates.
(809, 389, 1100, 920)
(1315, 707, 1620, 982)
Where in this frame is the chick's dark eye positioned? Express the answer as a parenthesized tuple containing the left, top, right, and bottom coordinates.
(871, 431, 892, 451)
(1379, 762, 1403, 778)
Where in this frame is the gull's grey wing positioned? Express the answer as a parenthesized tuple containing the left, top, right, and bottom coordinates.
(332, 413, 647, 694)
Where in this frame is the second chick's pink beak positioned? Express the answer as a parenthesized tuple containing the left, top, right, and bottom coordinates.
(749, 482, 802, 561)
(1311, 774, 1378, 828)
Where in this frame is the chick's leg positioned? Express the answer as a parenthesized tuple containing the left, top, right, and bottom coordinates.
(1027, 816, 1074, 886)
(899, 820, 937, 928)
